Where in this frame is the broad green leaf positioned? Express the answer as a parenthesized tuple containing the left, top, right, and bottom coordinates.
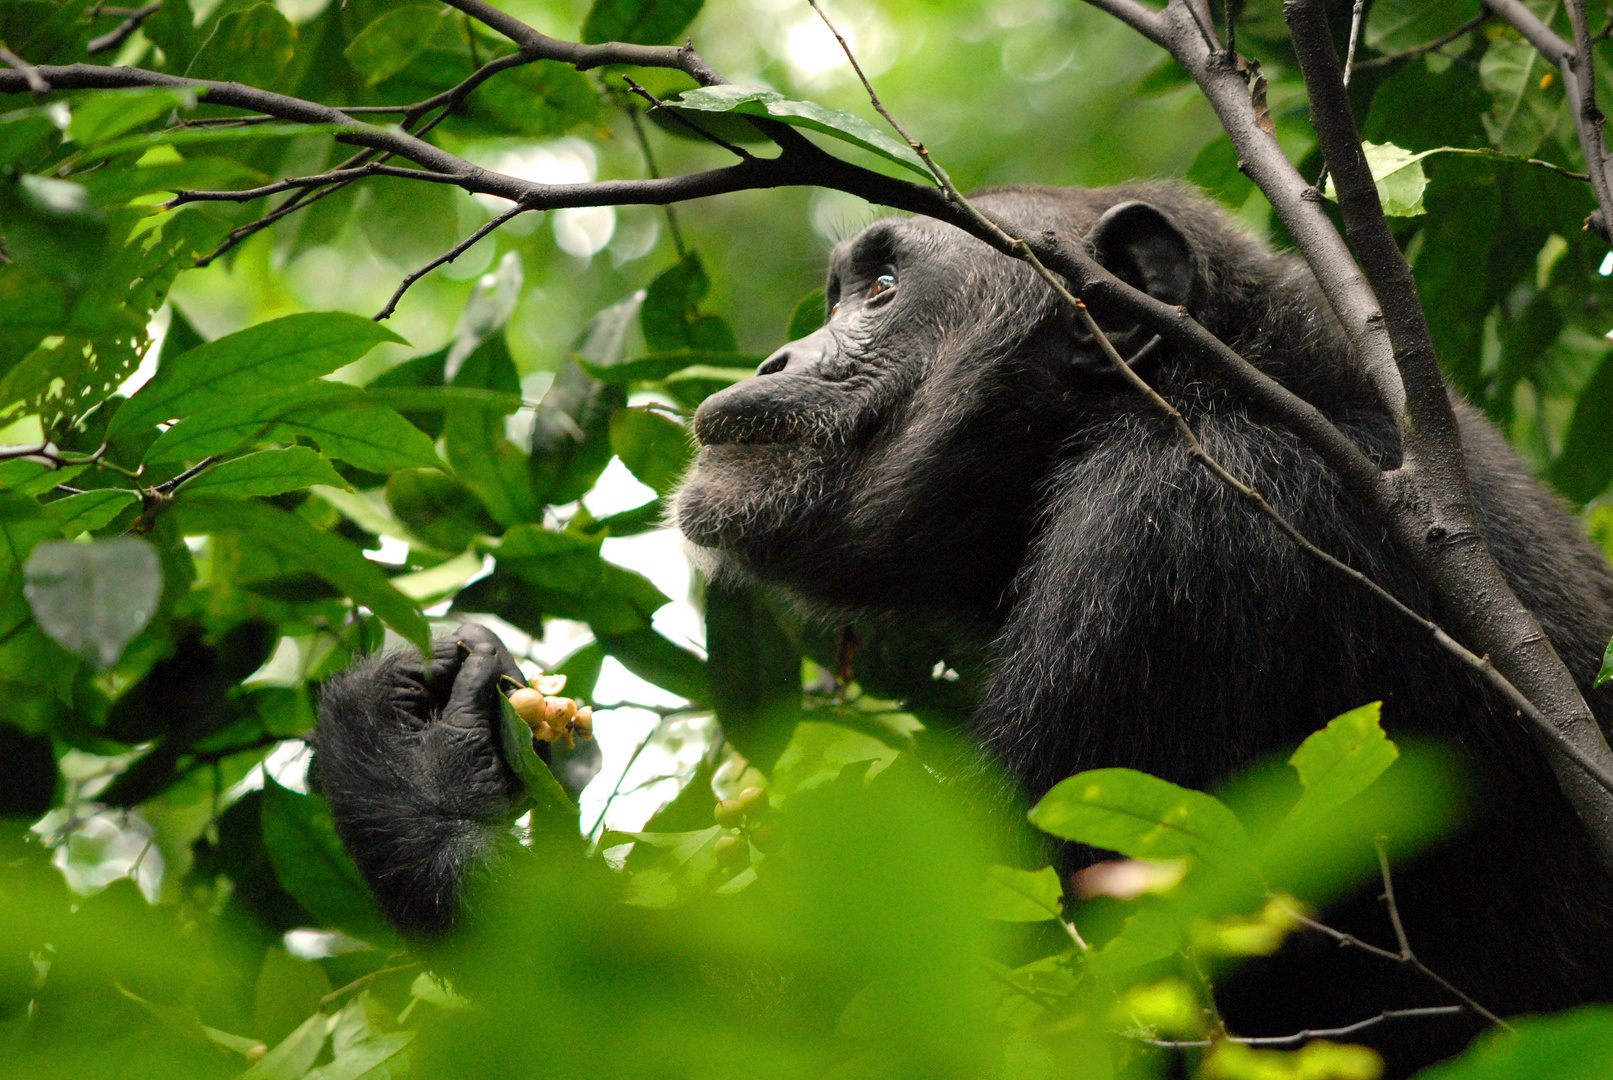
(582, 0, 703, 45)
(388, 548, 484, 603)
(1598, 637, 1613, 689)
(1416, 1005, 1613, 1080)
(979, 865, 1063, 922)
(1480, 36, 1566, 158)
(703, 580, 796, 768)
(1028, 768, 1253, 864)
(43, 488, 138, 537)
(186, 3, 296, 89)
(443, 399, 541, 526)
(144, 383, 442, 473)
(498, 692, 580, 824)
(610, 408, 690, 496)
(1323, 141, 1430, 217)
(669, 85, 929, 178)
(1086, 905, 1183, 976)
(239, 1012, 327, 1080)
(343, 6, 444, 86)
(303, 1031, 413, 1080)
(640, 254, 736, 354)
(386, 468, 499, 552)
(23, 536, 161, 669)
(787, 289, 827, 340)
(171, 496, 429, 655)
(1366, 0, 1482, 54)
(77, 122, 346, 166)
(66, 88, 198, 147)
(111, 313, 405, 437)
(173, 446, 347, 499)
(493, 526, 672, 635)
(260, 777, 395, 945)
(1283, 702, 1398, 824)
(1187, 133, 1254, 209)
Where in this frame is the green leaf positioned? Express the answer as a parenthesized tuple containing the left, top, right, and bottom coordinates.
(642, 254, 711, 353)
(1480, 36, 1567, 158)
(463, 61, 601, 139)
(171, 496, 429, 655)
(387, 468, 500, 552)
(111, 313, 406, 438)
(76, 122, 345, 166)
(186, 2, 296, 89)
(610, 408, 690, 496)
(1187, 133, 1254, 209)
(582, 0, 703, 45)
(979, 865, 1063, 922)
(173, 446, 347, 500)
(1366, 0, 1482, 54)
(259, 777, 396, 945)
(22, 536, 161, 669)
(1087, 906, 1184, 976)
(1599, 638, 1613, 689)
(1028, 768, 1253, 864)
(67, 88, 198, 147)
(1323, 140, 1430, 217)
(1283, 702, 1398, 824)
(343, 6, 444, 86)
(668, 85, 929, 178)
(1416, 1005, 1613, 1080)
(43, 488, 139, 537)
(144, 384, 442, 473)
(239, 1012, 327, 1080)
(787, 288, 827, 340)
(703, 580, 797, 769)
(497, 693, 580, 825)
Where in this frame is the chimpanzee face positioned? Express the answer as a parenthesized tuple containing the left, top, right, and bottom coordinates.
(674, 188, 1197, 618)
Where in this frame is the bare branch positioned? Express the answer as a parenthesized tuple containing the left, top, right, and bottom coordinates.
(374, 203, 529, 321)
(164, 163, 460, 207)
(621, 76, 752, 159)
(627, 103, 687, 258)
(87, 1, 160, 55)
(1139, 1006, 1468, 1049)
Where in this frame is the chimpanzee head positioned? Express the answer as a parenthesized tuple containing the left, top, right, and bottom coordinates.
(674, 183, 1325, 621)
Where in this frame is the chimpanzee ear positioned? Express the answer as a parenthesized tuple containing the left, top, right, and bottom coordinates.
(1085, 201, 1196, 309)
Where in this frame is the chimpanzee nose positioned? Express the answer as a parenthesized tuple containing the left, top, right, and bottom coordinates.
(756, 350, 789, 376)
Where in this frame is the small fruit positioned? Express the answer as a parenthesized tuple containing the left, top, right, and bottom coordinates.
(714, 833, 749, 867)
(508, 687, 549, 728)
(750, 819, 784, 854)
(572, 706, 593, 739)
(508, 688, 595, 748)
(736, 786, 768, 817)
(533, 674, 567, 696)
(713, 799, 745, 829)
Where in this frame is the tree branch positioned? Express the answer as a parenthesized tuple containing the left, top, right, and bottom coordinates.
(86, 1, 160, 56)
(374, 203, 529, 321)
(1139, 1006, 1467, 1049)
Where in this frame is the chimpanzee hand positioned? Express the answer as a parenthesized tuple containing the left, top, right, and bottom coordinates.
(311, 623, 533, 934)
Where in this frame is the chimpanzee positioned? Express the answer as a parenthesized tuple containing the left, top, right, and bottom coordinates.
(314, 183, 1613, 1071)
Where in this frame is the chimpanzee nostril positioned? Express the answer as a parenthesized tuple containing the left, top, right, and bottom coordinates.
(756, 352, 789, 376)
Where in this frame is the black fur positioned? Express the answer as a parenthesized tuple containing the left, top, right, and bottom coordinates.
(675, 184, 1613, 1069)
(311, 624, 528, 935)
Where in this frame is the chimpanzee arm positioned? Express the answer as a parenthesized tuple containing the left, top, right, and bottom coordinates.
(311, 623, 529, 935)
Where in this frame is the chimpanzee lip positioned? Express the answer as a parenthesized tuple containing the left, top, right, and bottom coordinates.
(694, 409, 812, 447)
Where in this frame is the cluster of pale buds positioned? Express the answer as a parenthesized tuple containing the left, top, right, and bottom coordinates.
(507, 673, 595, 748)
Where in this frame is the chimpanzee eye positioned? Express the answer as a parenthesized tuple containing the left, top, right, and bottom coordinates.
(868, 273, 896, 299)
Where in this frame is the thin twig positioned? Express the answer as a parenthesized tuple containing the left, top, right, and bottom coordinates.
(166, 163, 458, 207)
(87, 1, 160, 55)
(1375, 835, 1413, 958)
(374, 203, 528, 320)
(0, 47, 48, 97)
(587, 713, 670, 843)
(157, 455, 219, 494)
(1355, 10, 1491, 69)
(621, 76, 752, 160)
(627, 103, 687, 258)
(1139, 1006, 1468, 1049)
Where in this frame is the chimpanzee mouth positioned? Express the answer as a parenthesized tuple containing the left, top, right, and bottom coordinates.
(693, 409, 814, 447)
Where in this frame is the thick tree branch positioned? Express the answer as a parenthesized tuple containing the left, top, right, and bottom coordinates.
(1285, 0, 1613, 864)
(1085, 0, 1405, 420)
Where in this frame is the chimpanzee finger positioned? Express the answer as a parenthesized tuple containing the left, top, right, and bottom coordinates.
(440, 646, 515, 733)
(445, 623, 526, 693)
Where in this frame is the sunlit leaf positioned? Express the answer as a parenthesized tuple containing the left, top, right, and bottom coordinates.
(979, 865, 1063, 922)
(1028, 767, 1253, 864)
(173, 446, 348, 499)
(111, 312, 406, 437)
(1322, 140, 1430, 217)
(498, 692, 581, 825)
(43, 488, 138, 537)
(669, 85, 930, 177)
(66, 88, 198, 147)
(1415, 1004, 1613, 1079)
(1283, 702, 1398, 824)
